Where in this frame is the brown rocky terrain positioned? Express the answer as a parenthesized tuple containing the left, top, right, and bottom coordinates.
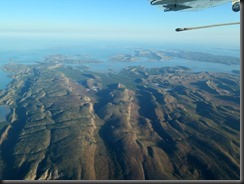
(0, 63, 240, 180)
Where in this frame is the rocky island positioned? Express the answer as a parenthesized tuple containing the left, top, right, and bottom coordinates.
(0, 60, 240, 180)
(111, 49, 240, 65)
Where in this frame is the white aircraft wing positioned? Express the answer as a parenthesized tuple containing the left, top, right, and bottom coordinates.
(150, 0, 232, 12)
(149, 0, 240, 31)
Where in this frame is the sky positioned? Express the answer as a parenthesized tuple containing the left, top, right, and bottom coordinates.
(0, 0, 241, 49)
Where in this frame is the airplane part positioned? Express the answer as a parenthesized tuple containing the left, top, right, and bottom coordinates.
(163, 4, 192, 12)
(149, 1, 240, 31)
(150, 0, 237, 12)
(175, 22, 240, 32)
(232, 0, 240, 12)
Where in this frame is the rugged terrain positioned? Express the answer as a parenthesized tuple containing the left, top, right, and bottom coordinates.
(0, 62, 240, 180)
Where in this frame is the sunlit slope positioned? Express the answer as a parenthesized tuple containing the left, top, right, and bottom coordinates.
(0, 63, 240, 180)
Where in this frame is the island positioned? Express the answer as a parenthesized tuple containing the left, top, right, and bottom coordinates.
(0, 59, 240, 180)
(110, 49, 240, 65)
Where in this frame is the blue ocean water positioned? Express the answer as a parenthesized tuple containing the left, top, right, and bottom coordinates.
(0, 38, 240, 88)
(0, 105, 10, 122)
(0, 66, 11, 90)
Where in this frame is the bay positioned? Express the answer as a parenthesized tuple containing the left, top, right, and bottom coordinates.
(0, 105, 10, 122)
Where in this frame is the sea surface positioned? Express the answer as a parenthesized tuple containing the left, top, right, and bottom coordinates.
(0, 40, 240, 83)
(0, 105, 10, 122)
(0, 67, 11, 90)
(0, 39, 240, 84)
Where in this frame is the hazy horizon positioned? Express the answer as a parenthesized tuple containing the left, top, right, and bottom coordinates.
(0, 0, 240, 49)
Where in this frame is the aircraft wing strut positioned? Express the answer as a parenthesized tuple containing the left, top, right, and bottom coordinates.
(175, 22, 240, 32)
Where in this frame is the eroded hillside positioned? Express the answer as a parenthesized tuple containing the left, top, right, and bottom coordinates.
(0, 63, 240, 180)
